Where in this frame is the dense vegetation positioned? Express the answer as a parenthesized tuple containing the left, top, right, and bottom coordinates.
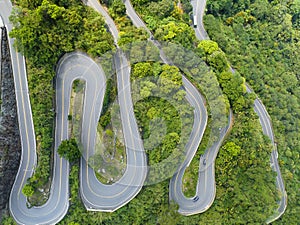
(191, 39, 279, 223)
(131, 62, 194, 183)
(204, 0, 300, 223)
(131, 0, 196, 49)
(107, 0, 281, 223)
(2, 0, 296, 224)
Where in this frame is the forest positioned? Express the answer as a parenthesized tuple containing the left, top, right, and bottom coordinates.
(204, 0, 300, 223)
(2, 0, 299, 224)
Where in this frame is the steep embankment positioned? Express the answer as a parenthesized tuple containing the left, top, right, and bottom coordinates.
(0, 27, 21, 218)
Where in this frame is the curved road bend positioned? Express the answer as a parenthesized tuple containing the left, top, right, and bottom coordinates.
(87, 0, 212, 214)
(80, 50, 147, 211)
(123, 0, 210, 166)
(82, 0, 147, 211)
(170, 111, 232, 215)
(246, 85, 287, 223)
(194, 0, 287, 221)
(123, 0, 234, 215)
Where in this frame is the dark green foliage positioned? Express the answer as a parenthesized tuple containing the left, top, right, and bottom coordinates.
(10, 1, 113, 66)
(57, 139, 81, 162)
(204, 0, 300, 223)
(23, 62, 53, 199)
(76, 8, 114, 56)
(132, 63, 193, 169)
(210, 110, 279, 224)
(5, 0, 296, 223)
(147, 0, 174, 19)
(108, 0, 126, 18)
(10, 0, 83, 66)
(181, 0, 193, 14)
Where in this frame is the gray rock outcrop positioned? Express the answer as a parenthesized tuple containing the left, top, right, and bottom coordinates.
(0, 27, 21, 219)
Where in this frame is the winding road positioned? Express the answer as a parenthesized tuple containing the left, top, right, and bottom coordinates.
(2, 0, 147, 222)
(123, 0, 232, 215)
(191, 0, 209, 40)
(81, 0, 148, 212)
(79, 49, 147, 211)
(125, 0, 286, 219)
(2, 0, 286, 223)
(246, 85, 287, 223)
(192, 0, 287, 222)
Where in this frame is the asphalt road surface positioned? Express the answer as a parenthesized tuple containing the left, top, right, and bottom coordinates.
(85, 0, 119, 46)
(191, 0, 209, 40)
(2, 0, 147, 221)
(246, 85, 287, 223)
(83, 0, 148, 211)
(80, 49, 147, 211)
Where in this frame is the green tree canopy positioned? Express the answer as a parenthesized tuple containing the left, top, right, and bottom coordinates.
(22, 184, 34, 197)
(57, 138, 81, 162)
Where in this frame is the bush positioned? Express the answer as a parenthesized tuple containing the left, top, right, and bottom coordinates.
(57, 139, 81, 163)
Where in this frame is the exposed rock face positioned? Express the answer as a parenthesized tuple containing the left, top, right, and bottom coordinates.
(0, 27, 21, 218)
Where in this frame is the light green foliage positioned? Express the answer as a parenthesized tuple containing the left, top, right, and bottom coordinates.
(198, 40, 219, 54)
(158, 65, 182, 93)
(197, 40, 229, 72)
(105, 129, 113, 137)
(132, 62, 193, 179)
(4, 0, 296, 223)
(22, 184, 35, 197)
(1, 215, 17, 225)
(132, 62, 154, 78)
(140, 81, 157, 98)
(67, 222, 80, 225)
(222, 141, 241, 157)
(197, 41, 249, 112)
(155, 20, 196, 49)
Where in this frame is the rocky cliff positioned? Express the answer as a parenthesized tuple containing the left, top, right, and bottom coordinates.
(0, 27, 21, 218)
